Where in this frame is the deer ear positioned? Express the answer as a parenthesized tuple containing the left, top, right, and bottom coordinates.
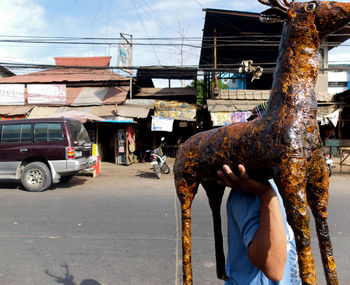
(259, 8, 287, 23)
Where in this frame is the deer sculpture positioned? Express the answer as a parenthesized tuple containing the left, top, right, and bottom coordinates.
(174, 1, 350, 284)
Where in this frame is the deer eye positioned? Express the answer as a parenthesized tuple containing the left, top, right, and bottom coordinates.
(305, 2, 317, 12)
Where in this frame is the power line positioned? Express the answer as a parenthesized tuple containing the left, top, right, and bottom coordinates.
(132, 0, 161, 65)
(1, 60, 349, 73)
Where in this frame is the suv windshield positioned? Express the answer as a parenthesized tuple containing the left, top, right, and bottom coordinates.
(68, 122, 91, 144)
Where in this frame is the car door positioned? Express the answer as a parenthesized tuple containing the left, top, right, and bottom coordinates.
(0, 123, 32, 176)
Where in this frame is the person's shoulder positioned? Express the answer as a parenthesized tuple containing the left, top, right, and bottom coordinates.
(227, 188, 260, 219)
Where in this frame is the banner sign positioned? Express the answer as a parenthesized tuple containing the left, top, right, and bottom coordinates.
(0, 84, 25, 105)
(118, 34, 133, 74)
(211, 111, 251, 126)
(154, 100, 196, 121)
(151, 116, 174, 132)
(28, 84, 66, 104)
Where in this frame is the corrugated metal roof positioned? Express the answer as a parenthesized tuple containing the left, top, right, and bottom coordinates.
(0, 105, 33, 115)
(54, 56, 111, 67)
(70, 86, 127, 106)
(116, 105, 150, 118)
(65, 86, 128, 106)
(207, 99, 265, 112)
(0, 68, 128, 84)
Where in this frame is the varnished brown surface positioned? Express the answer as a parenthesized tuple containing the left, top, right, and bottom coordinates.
(174, 1, 350, 284)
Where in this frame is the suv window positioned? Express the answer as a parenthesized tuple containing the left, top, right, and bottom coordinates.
(2, 124, 21, 143)
(21, 124, 32, 142)
(34, 123, 64, 142)
(68, 122, 90, 144)
(1, 124, 32, 143)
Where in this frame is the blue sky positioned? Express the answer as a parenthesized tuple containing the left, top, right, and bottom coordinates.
(0, 0, 349, 78)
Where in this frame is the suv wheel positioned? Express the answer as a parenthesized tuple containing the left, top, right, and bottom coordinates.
(21, 162, 52, 192)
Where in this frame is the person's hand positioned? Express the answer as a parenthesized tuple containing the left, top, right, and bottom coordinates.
(217, 164, 273, 197)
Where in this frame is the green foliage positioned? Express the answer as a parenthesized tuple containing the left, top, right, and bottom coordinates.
(187, 79, 228, 106)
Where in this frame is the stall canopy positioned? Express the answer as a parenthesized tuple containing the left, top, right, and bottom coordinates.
(29, 105, 116, 119)
(0, 105, 33, 116)
(49, 110, 105, 123)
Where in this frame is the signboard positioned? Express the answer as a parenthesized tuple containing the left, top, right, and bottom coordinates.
(154, 100, 196, 121)
(27, 84, 66, 104)
(0, 84, 25, 105)
(118, 34, 132, 74)
(211, 111, 251, 126)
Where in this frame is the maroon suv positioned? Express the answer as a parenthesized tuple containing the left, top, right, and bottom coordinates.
(0, 117, 96, 191)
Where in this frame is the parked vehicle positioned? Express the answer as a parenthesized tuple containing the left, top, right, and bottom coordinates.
(0, 118, 96, 192)
(324, 152, 334, 177)
(148, 137, 170, 179)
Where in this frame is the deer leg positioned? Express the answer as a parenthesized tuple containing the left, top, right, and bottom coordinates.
(277, 162, 317, 285)
(307, 152, 338, 285)
(202, 181, 228, 281)
(176, 177, 199, 285)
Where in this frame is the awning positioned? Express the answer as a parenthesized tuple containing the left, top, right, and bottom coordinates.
(116, 105, 150, 118)
(29, 105, 116, 119)
(0, 105, 33, 116)
(103, 116, 135, 123)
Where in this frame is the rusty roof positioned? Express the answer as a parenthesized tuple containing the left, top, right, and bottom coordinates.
(0, 67, 128, 85)
(54, 56, 111, 67)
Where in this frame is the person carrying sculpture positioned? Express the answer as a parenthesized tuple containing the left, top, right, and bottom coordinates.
(217, 164, 301, 285)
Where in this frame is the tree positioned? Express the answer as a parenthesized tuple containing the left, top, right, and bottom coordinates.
(187, 79, 228, 106)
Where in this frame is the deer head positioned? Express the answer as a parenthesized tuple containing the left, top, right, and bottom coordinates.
(259, 0, 350, 40)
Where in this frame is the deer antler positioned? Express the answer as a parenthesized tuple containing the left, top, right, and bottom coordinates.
(283, 0, 294, 7)
(258, 0, 293, 10)
(258, 0, 271, 5)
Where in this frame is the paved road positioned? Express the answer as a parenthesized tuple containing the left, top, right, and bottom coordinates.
(0, 160, 348, 285)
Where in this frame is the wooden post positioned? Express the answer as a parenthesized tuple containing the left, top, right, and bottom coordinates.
(212, 26, 218, 98)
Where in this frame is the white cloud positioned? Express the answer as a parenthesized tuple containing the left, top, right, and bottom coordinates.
(0, 0, 46, 35)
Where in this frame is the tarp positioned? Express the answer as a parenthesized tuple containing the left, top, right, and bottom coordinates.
(211, 111, 251, 126)
(151, 116, 174, 132)
(319, 109, 341, 127)
(154, 100, 196, 121)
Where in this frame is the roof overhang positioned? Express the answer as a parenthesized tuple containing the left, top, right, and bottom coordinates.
(199, 9, 350, 72)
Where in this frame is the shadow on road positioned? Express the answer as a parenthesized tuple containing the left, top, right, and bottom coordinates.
(52, 176, 88, 190)
(135, 170, 158, 179)
(45, 263, 102, 285)
(0, 176, 89, 192)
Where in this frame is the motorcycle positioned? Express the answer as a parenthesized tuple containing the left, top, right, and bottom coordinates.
(147, 137, 170, 179)
(324, 152, 334, 177)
